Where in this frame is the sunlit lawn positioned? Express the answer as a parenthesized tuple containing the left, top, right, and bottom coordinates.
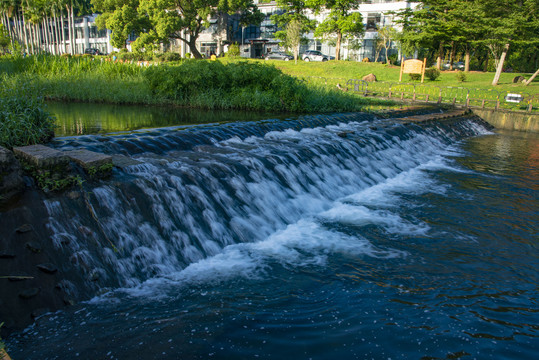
(220, 58, 539, 96)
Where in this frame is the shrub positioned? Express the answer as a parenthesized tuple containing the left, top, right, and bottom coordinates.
(227, 44, 240, 57)
(456, 71, 466, 82)
(424, 67, 440, 81)
(163, 52, 181, 62)
(408, 73, 421, 81)
(388, 54, 399, 65)
(0, 79, 55, 148)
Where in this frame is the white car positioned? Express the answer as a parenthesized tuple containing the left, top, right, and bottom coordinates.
(302, 50, 332, 62)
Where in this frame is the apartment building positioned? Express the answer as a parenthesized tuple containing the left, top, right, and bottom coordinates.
(79, 1, 415, 60)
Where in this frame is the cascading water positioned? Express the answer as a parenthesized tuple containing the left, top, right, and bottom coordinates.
(44, 113, 483, 288)
(6, 112, 538, 359)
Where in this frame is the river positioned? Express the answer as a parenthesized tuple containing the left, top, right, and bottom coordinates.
(5, 111, 538, 359)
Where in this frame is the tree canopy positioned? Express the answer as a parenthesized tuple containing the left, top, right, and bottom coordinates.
(309, 0, 364, 61)
(396, 0, 539, 84)
(92, 0, 262, 58)
(271, 0, 316, 62)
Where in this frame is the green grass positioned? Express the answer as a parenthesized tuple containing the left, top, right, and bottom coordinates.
(260, 59, 539, 93)
(251, 59, 538, 111)
(2, 55, 537, 114)
(0, 77, 55, 148)
(0, 56, 395, 113)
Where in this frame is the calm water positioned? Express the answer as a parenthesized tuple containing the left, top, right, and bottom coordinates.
(47, 102, 289, 136)
(6, 113, 538, 359)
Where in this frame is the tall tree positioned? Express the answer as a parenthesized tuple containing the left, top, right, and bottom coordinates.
(285, 18, 302, 64)
(309, 0, 363, 61)
(94, 0, 262, 59)
(395, 1, 463, 68)
(376, 25, 396, 64)
(476, 0, 539, 85)
(91, 0, 145, 49)
(271, 0, 316, 63)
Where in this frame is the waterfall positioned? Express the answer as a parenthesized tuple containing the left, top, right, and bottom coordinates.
(44, 113, 491, 291)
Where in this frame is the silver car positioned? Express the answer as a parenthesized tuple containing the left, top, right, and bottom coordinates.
(302, 50, 332, 62)
(265, 52, 293, 61)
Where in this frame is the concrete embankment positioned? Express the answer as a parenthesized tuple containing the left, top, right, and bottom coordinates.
(470, 109, 539, 132)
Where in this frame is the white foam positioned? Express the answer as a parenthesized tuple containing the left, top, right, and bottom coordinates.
(110, 217, 407, 300)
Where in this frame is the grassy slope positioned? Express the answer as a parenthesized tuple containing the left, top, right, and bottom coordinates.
(225, 59, 539, 95)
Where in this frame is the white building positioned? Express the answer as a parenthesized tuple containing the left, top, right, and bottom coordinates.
(238, 0, 417, 61)
(79, 1, 416, 60)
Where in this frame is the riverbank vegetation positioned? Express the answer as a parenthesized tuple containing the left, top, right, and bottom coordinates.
(0, 55, 393, 112)
(0, 78, 55, 149)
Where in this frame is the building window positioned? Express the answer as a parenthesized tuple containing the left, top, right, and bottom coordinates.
(366, 13, 381, 31)
(200, 42, 217, 57)
(243, 25, 261, 40)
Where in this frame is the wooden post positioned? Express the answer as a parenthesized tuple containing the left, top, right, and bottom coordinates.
(481, 99, 485, 108)
(421, 58, 426, 83)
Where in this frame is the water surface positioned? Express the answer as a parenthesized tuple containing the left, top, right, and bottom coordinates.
(6, 114, 538, 359)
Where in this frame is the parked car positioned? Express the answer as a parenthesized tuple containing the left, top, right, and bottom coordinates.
(265, 52, 293, 61)
(302, 50, 333, 62)
(432, 61, 465, 70)
(84, 48, 103, 56)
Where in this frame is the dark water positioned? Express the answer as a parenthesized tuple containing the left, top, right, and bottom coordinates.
(6, 113, 539, 359)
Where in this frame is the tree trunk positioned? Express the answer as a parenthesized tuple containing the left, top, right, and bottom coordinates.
(492, 43, 509, 86)
(449, 41, 455, 70)
(2, 12, 15, 49)
(61, 13, 67, 54)
(187, 38, 202, 59)
(524, 68, 539, 86)
(21, 12, 30, 54)
(335, 31, 342, 61)
(43, 18, 49, 53)
(53, 12, 60, 55)
(66, 5, 73, 54)
(71, 4, 76, 54)
(436, 41, 443, 69)
(464, 45, 470, 72)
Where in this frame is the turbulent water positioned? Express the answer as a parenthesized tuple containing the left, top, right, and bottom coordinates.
(6, 112, 539, 359)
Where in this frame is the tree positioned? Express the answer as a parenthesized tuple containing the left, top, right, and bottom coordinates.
(524, 68, 539, 86)
(135, 0, 262, 59)
(395, 1, 467, 69)
(475, 0, 539, 85)
(285, 18, 302, 64)
(0, 23, 9, 53)
(91, 0, 146, 49)
(309, 0, 363, 61)
(377, 25, 396, 64)
(271, 0, 316, 63)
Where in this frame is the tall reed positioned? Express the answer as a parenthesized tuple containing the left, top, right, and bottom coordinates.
(0, 77, 55, 148)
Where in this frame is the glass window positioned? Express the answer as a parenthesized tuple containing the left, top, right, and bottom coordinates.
(366, 13, 381, 30)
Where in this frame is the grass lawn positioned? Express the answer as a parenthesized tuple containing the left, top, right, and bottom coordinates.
(221, 58, 539, 96)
